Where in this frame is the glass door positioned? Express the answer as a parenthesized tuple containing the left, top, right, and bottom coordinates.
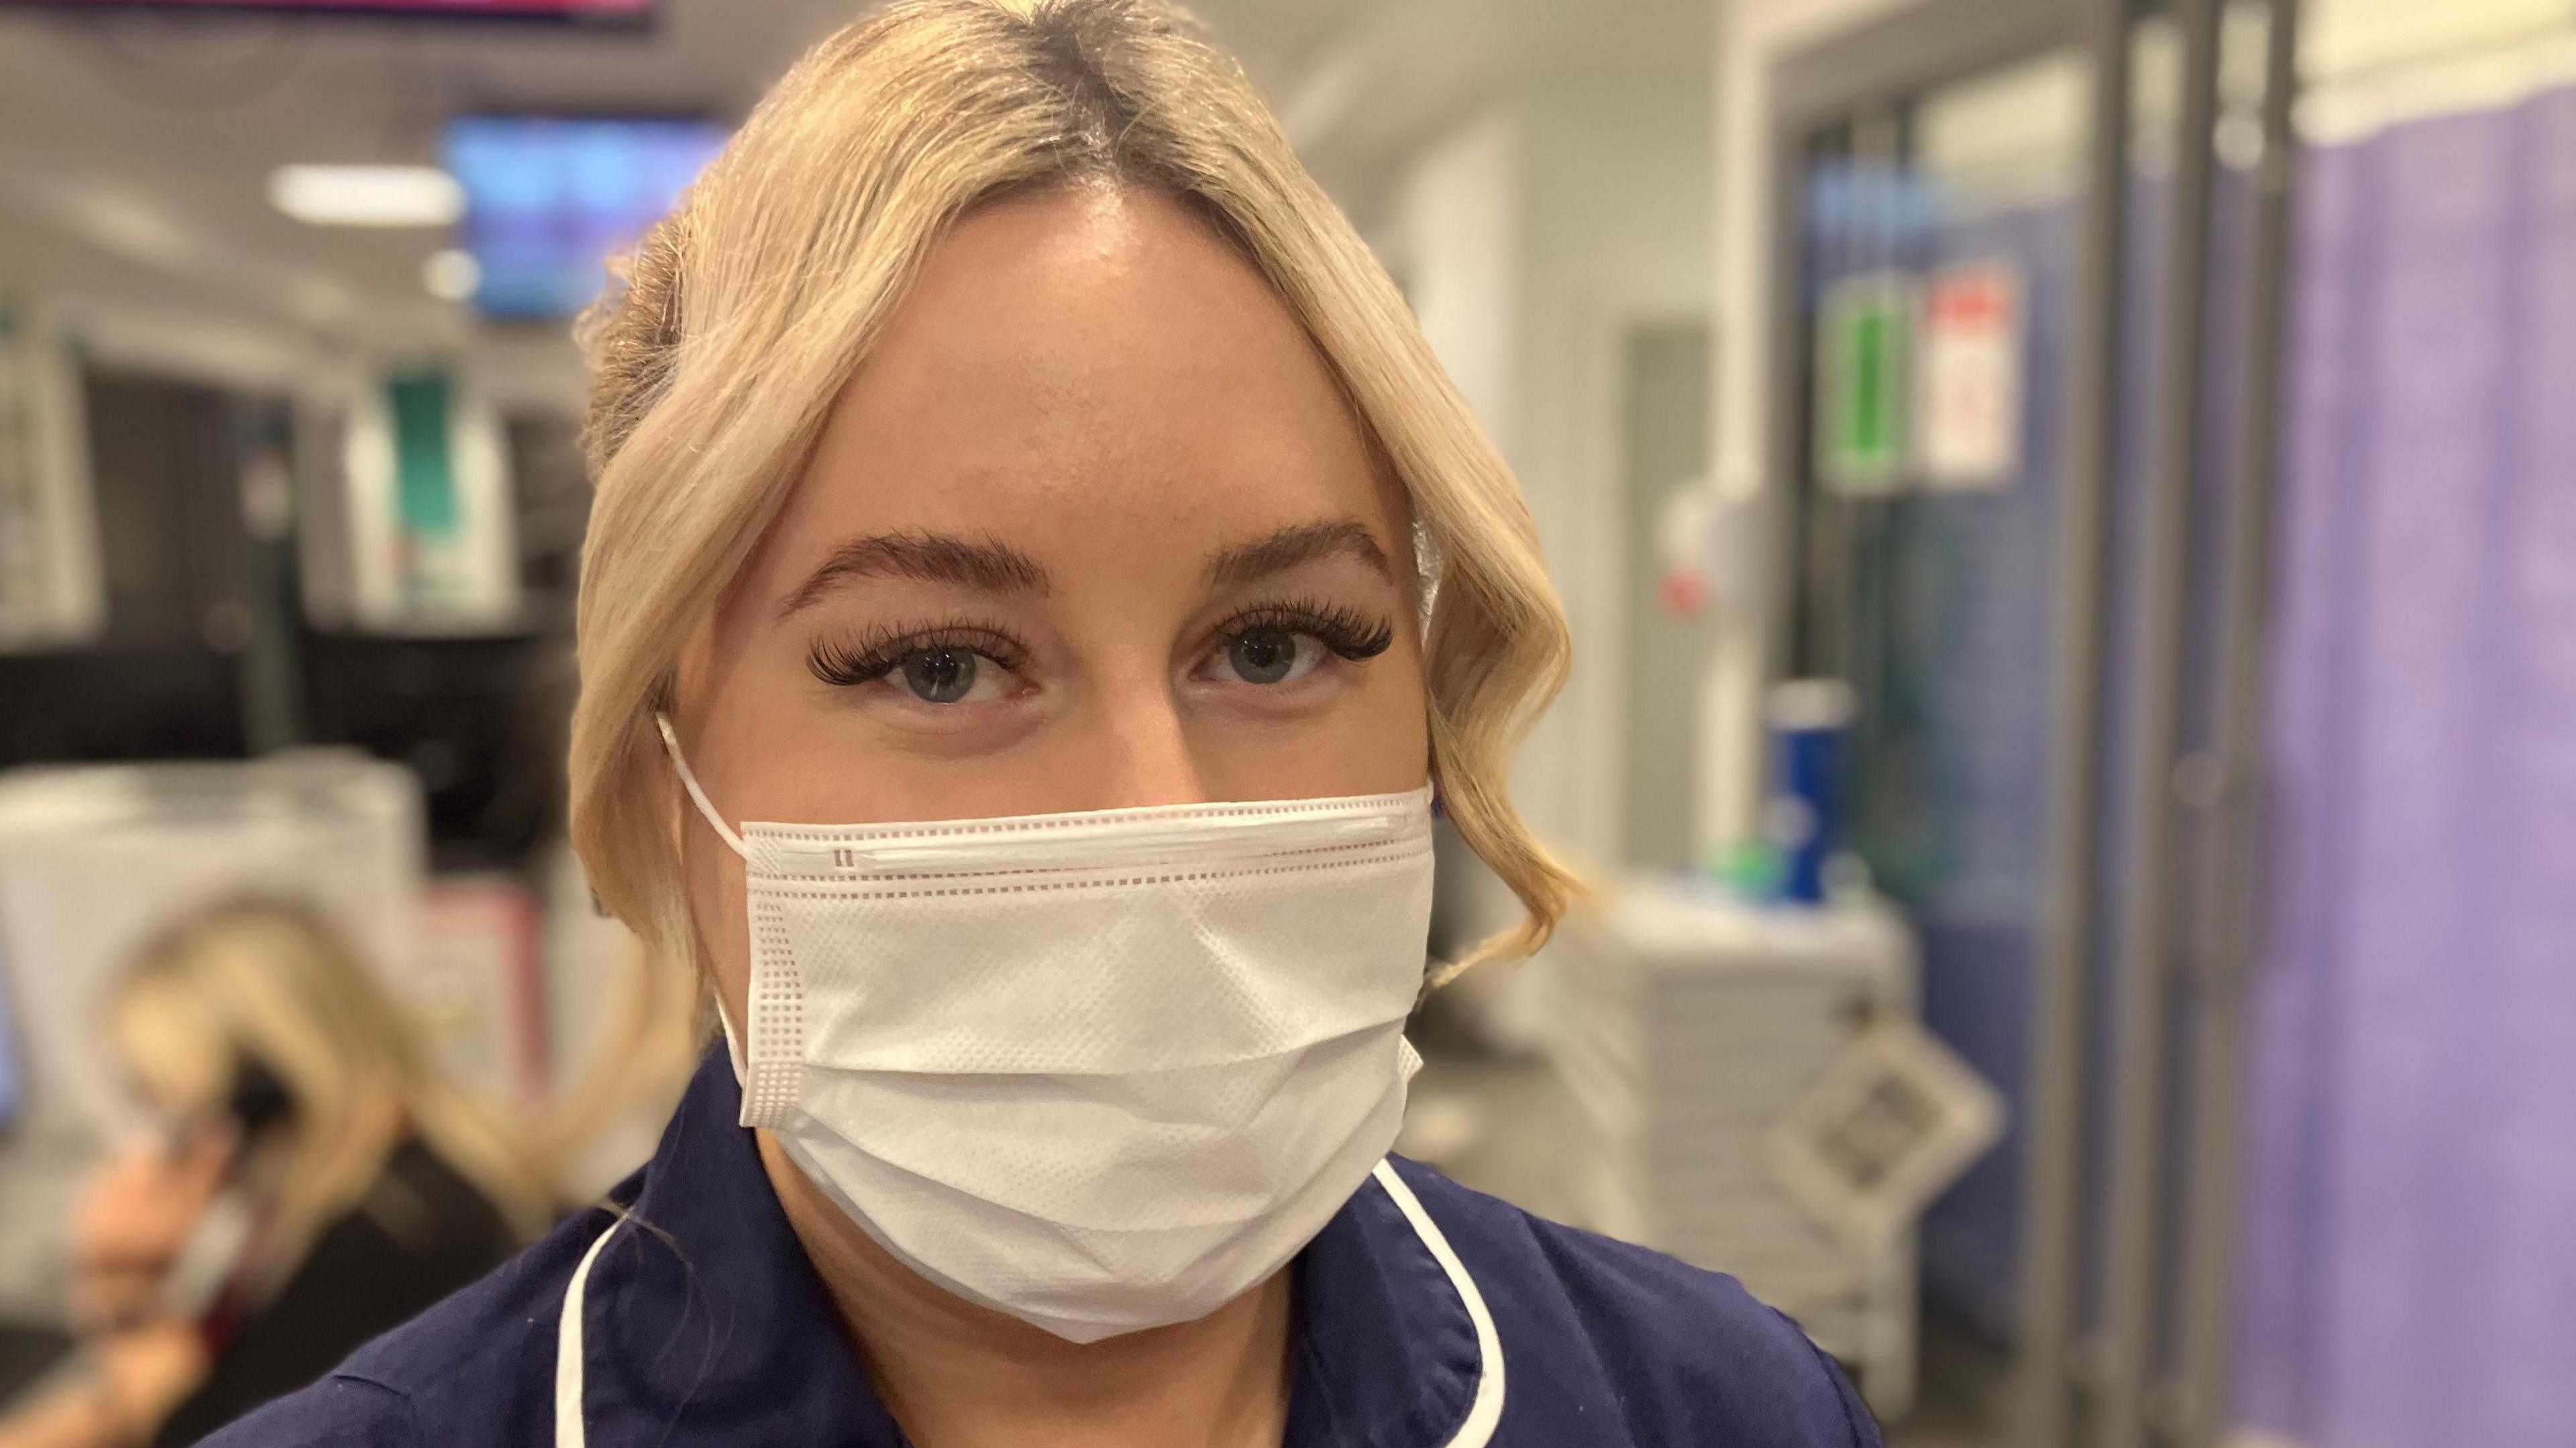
(1766, 2, 2298, 1445)
(1786, 40, 2094, 1447)
(1796, 27, 2088, 1343)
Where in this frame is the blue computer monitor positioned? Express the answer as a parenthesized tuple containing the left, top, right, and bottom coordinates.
(441, 114, 729, 321)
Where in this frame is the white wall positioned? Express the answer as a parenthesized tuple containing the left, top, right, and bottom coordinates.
(1395, 112, 1524, 459)
(1703, 0, 1924, 847)
(0, 310, 102, 649)
(1391, 70, 1714, 916)
(1521, 75, 1718, 873)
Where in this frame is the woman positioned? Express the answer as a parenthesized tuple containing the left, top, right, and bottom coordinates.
(213, 2, 1882, 1444)
(0, 900, 542, 1448)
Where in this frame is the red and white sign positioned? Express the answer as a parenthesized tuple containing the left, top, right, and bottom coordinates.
(1915, 262, 2025, 490)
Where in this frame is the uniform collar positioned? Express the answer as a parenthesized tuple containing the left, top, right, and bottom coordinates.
(572, 1046, 1486, 1448)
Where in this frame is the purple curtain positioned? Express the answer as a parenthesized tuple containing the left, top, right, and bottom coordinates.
(2241, 85, 2576, 1448)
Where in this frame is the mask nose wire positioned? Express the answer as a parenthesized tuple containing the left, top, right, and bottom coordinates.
(653, 713, 751, 860)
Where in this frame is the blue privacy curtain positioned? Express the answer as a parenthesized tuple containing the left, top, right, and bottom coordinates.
(2241, 85, 2576, 1448)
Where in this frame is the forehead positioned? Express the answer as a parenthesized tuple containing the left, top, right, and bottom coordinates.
(766, 183, 1401, 571)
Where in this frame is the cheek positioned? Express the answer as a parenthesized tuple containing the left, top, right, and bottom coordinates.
(1366, 643, 1435, 785)
(1312, 632, 1433, 792)
(1208, 641, 1431, 800)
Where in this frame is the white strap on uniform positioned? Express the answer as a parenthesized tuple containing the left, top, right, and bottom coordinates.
(1371, 1160, 1507, 1448)
(549, 1168, 1499, 1448)
(554, 1217, 626, 1448)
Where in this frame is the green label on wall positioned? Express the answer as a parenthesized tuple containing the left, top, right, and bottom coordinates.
(1817, 274, 1915, 494)
(389, 371, 458, 537)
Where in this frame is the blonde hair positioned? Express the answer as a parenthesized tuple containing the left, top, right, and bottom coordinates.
(571, 0, 1578, 980)
(109, 899, 550, 1265)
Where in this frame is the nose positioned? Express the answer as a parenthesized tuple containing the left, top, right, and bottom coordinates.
(1059, 675, 1211, 812)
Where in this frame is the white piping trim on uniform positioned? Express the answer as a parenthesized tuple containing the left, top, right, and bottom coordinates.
(1371, 1159, 1507, 1448)
(549, 1172, 1501, 1448)
(555, 1216, 627, 1448)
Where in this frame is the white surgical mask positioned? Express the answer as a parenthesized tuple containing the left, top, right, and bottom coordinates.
(657, 716, 1434, 1342)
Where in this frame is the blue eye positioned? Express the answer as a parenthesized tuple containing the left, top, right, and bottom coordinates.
(1193, 603, 1394, 689)
(807, 626, 1022, 704)
(1222, 626, 1322, 685)
(899, 648, 981, 703)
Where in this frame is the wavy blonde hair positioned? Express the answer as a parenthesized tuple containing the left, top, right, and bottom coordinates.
(570, 0, 1577, 980)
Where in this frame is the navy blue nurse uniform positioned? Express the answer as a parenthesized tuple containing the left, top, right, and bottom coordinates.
(203, 1048, 1881, 1447)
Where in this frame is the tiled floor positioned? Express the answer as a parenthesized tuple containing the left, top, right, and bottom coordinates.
(1884, 1322, 2012, 1447)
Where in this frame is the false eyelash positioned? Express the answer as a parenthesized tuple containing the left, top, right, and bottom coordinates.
(1218, 598, 1396, 661)
(806, 619, 1029, 688)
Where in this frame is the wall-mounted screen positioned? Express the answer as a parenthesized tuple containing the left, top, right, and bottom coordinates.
(440, 115, 727, 321)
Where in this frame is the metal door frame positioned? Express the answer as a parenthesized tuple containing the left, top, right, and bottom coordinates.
(1758, 3, 2302, 1446)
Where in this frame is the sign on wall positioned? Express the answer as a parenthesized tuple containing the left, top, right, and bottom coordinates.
(1915, 261, 2026, 489)
(1817, 273, 1916, 495)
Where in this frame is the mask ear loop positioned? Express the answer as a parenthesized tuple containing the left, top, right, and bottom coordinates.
(653, 713, 750, 859)
(710, 991, 750, 1087)
(654, 713, 755, 1089)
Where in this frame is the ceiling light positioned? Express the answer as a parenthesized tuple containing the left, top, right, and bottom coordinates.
(269, 166, 465, 227)
(423, 248, 482, 303)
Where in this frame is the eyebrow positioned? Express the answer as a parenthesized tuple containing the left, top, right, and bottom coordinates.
(1207, 519, 1396, 590)
(777, 531, 1051, 616)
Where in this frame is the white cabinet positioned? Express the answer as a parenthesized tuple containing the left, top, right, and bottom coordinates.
(1549, 884, 1921, 1418)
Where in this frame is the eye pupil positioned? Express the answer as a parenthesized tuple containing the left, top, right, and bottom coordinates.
(901, 648, 977, 703)
(1229, 627, 1298, 685)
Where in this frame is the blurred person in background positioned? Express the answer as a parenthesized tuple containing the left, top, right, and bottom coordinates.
(0, 899, 544, 1448)
(195, 1, 1879, 1445)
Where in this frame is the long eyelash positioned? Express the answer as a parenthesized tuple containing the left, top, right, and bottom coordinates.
(806, 619, 1028, 688)
(1219, 598, 1396, 661)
